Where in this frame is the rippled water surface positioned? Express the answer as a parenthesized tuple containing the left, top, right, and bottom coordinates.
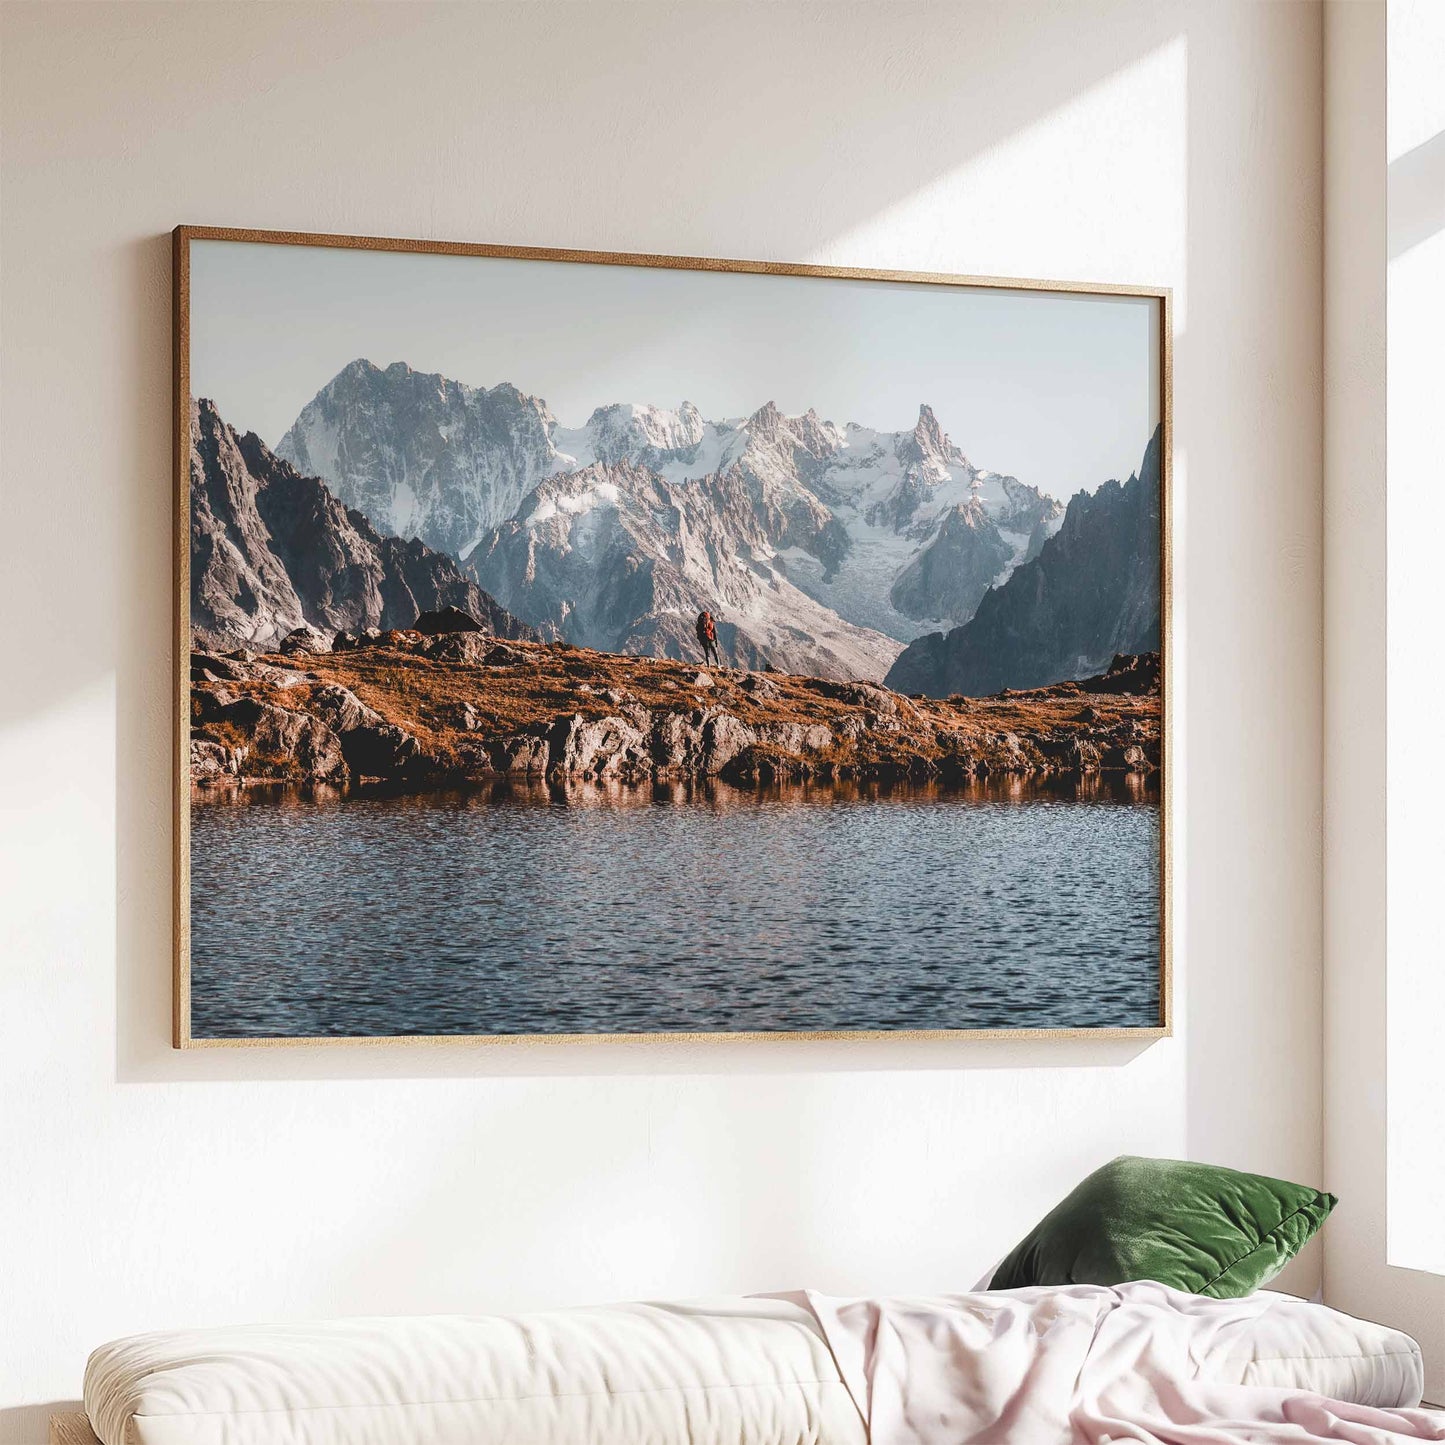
(190, 777, 1161, 1037)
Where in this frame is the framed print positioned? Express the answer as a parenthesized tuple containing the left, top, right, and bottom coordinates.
(174, 226, 1171, 1046)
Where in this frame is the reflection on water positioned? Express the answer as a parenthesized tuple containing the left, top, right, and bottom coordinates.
(190, 776, 1161, 1037)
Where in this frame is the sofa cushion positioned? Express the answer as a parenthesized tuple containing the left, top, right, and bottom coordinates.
(83, 1298, 867, 1445)
(1191, 1289, 1425, 1408)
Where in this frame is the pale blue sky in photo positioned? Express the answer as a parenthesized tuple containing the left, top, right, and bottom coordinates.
(191, 238, 1160, 500)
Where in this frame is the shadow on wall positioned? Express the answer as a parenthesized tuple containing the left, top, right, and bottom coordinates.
(0, 1407, 80, 1445)
(89, 1, 1196, 1086)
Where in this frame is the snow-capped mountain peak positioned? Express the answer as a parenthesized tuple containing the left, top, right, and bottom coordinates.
(469, 457, 902, 682)
(575, 400, 707, 462)
(275, 359, 561, 557)
(905, 403, 961, 473)
(274, 360, 1067, 676)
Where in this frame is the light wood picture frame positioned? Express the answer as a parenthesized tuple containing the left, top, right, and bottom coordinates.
(174, 225, 1172, 1048)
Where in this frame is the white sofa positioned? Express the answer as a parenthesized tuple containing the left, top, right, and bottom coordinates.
(59, 1291, 1425, 1445)
(75, 1298, 862, 1445)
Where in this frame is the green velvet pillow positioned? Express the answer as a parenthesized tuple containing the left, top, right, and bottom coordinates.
(991, 1155, 1336, 1298)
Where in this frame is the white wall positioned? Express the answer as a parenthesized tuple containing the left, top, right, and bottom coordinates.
(1383, 0, 1445, 1285)
(0, 4, 1325, 1440)
(1323, 0, 1445, 1400)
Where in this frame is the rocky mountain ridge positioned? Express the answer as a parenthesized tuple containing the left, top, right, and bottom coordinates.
(190, 398, 535, 651)
(886, 425, 1163, 698)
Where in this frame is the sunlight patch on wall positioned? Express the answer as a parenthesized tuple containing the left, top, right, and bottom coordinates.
(804, 38, 1187, 327)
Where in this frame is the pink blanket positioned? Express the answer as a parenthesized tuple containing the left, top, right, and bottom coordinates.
(788, 1282, 1444, 1444)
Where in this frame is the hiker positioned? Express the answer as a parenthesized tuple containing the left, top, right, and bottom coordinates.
(695, 609, 721, 667)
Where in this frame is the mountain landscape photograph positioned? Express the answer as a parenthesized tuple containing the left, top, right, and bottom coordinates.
(180, 233, 1166, 1041)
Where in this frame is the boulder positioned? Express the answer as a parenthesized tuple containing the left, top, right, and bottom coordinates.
(993, 731, 1029, 771)
(426, 632, 493, 665)
(740, 673, 781, 701)
(1081, 652, 1161, 697)
(341, 723, 418, 779)
(300, 684, 419, 779)
(756, 721, 833, 754)
(190, 651, 248, 683)
(620, 702, 653, 733)
(692, 671, 715, 689)
(548, 713, 648, 779)
(831, 680, 887, 708)
(304, 683, 385, 734)
(1102, 742, 1150, 771)
(480, 642, 531, 668)
(938, 750, 980, 781)
(331, 630, 360, 652)
(828, 680, 908, 731)
(279, 624, 332, 656)
(718, 744, 811, 786)
(491, 734, 550, 774)
(807, 722, 837, 752)
(215, 697, 347, 782)
(414, 606, 486, 636)
(651, 710, 706, 771)
(189, 737, 246, 780)
(700, 712, 756, 773)
(650, 710, 756, 775)
(445, 741, 493, 775)
(192, 685, 239, 722)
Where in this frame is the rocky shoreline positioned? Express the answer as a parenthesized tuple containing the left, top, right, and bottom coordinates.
(190, 622, 1161, 796)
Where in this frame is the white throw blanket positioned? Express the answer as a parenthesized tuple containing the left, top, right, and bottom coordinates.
(784, 1282, 1445, 1444)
